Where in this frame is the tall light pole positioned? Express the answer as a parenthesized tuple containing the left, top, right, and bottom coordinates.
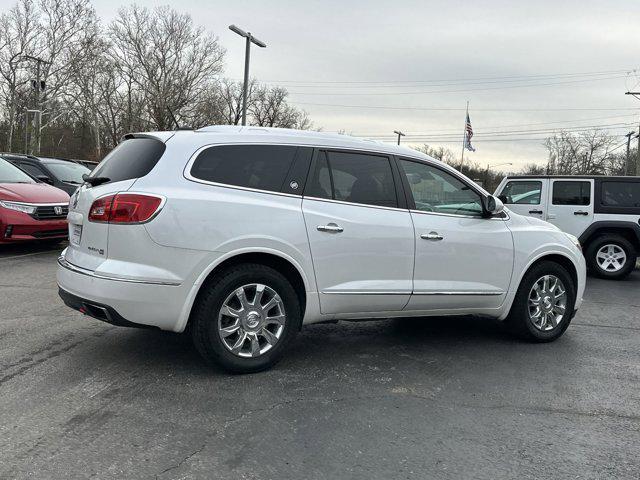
(20, 55, 51, 155)
(393, 130, 405, 145)
(229, 25, 266, 126)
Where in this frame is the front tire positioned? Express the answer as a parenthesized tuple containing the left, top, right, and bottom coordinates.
(505, 260, 576, 342)
(190, 263, 302, 373)
(585, 235, 636, 280)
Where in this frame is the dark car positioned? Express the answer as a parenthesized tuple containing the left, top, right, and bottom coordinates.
(1, 154, 91, 195)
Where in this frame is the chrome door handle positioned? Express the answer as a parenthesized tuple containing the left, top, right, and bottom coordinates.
(574, 211, 589, 216)
(317, 224, 344, 233)
(421, 231, 443, 241)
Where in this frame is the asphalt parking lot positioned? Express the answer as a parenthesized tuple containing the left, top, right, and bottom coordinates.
(0, 243, 639, 479)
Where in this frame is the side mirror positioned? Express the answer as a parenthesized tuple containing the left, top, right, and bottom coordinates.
(37, 175, 53, 185)
(484, 195, 504, 216)
(497, 194, 508, 204)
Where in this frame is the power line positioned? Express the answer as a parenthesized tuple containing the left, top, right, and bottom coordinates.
(375, 134, 630, 144)
(249, 68, 634, 85)
(348, 113, 640, 136)
(357, 122, 636, 139)
(287, 75, 627, 96)
(359, 126, 635, 143)
(290, 102, 640, 112)
(275, 72, 632, 90)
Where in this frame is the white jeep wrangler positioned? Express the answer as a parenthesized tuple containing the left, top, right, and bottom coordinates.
(495, 176, 640, 279)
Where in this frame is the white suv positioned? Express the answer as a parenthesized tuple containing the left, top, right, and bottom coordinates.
(495, 176, 640, 279)
(57, 127, 586, 373)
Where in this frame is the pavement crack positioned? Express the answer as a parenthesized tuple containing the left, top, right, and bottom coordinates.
(156, 442, 207, 479)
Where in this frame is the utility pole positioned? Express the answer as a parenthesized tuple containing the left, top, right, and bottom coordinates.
(21, 55, 50, 155)
(393, 130, 405, 145)
(229, 25, 266, 126)
(624, 131, 635, 176)
(624, 91, 640, 176)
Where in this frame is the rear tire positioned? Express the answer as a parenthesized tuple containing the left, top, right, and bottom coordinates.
(505, 260, 576, 342)
(190, 263, 302, 373)
(585, 235, 636, 280)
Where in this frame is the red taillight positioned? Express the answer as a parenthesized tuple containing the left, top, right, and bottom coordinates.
(88, 195, 114, 222)
(88, 194, 163, 224)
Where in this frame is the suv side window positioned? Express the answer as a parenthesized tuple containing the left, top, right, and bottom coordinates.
(306, 150, 398, 208)
(500, 180, 542, 205)
(18, 162, 46, 179)
(601, 181, 640, 207)
(552, 181, 590, 205)
(399, 159, 483, 217)
(191, 145, 299, 193)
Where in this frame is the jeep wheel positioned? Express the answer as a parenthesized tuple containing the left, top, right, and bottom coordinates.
(190, 263, 302, 373)
(585, 235, 636, 280)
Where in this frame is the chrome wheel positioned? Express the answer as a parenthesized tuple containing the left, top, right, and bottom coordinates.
(217, 283, 286, 358)
(596, 244, 626, 272)
(528, 275, 567, 332)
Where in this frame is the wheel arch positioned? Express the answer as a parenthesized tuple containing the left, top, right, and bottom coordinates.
(579, 221, 640, 252)
(525, 253, 578, 291)
(500, 249, 582, 321)
(179, 250, 309, 332)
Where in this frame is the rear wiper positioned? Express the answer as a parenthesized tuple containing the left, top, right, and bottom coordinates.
(82, 174, 110, 187)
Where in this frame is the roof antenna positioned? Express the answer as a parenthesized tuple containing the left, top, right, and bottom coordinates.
(166, 107, 191, 130)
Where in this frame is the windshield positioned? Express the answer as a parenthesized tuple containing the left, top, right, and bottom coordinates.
(0, 158, 36, 184)
(46, 162, 90, 184)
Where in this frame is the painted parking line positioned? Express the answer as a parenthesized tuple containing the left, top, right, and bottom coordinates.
(0, 249, 61, 261)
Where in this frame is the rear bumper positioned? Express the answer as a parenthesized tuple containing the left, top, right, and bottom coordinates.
(58, 288, 156, 329)
(0, 210, 67, 243)
(57, 255, 190, 332)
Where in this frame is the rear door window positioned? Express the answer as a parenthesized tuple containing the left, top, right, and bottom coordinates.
(552, 181, 591, 205)
(601, 181, 640, 207)
(190, 145, 299, 193)
(90, 137, 166, 184)
(305, 150, 398, 208)
(500, 181, 542, 205)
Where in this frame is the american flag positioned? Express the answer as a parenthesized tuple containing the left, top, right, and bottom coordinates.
(464, 112, 476, 152)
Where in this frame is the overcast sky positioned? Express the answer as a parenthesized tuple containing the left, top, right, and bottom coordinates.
(61, 1, 640, 169)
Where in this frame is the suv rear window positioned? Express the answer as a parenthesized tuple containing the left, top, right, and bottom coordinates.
(602, 181, 640, 207)
(190, 145, 298, 193)
(90, 137, 166, 184)
(552, 181, 590, 205)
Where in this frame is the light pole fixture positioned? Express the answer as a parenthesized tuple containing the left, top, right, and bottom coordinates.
(393, 130, 405, 145)
(229, 25, 266, 126)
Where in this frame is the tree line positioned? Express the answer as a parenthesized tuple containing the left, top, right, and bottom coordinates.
(0, 0, 311, 161)
(414, 129, 637, 192)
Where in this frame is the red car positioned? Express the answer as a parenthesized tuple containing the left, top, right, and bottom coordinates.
(0, 157, 70, 244)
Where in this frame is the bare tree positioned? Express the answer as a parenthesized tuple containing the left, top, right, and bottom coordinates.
(413, 144, 457, 163)
(0, 0, 40, 152)
(109, 5, 225, 130)
(544, 129, 620, 175)
(250, 85, 311, 129)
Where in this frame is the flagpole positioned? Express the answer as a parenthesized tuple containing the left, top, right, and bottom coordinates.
(459, 101, 468, 171)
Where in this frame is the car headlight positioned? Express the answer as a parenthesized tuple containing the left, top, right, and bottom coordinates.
(565, 232, 582, 251)
(0, 201, 37, 214)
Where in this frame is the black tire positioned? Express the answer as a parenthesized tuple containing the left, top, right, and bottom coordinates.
(585, 234, 636, 280)
(190, 263, 302, 373)
(505, 260, 576, 342)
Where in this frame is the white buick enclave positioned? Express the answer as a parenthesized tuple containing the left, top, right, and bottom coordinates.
(57, 126, 586, 373)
